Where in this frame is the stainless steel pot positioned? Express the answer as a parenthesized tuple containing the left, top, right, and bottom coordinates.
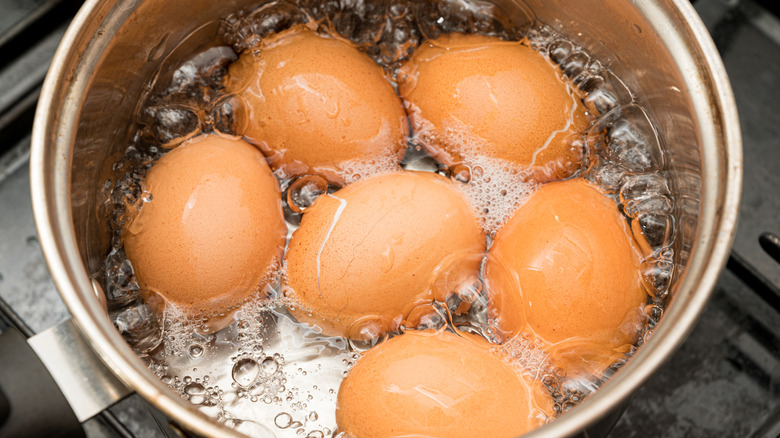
(30, 0, 742, 436)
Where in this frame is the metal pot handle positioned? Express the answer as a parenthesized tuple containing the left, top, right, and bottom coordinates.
(0, 318, 132, 436)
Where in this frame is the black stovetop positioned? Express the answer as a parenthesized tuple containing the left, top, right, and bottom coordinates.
(0, 0, 778, 437)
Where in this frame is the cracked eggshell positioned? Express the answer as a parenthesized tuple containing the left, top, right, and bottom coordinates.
(284, 171, 485, 338)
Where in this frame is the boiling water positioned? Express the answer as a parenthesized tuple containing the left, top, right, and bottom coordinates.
(104, 0, 676, 435)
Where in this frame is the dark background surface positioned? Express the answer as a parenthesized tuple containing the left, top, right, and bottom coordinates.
(0, 0, 778, 436)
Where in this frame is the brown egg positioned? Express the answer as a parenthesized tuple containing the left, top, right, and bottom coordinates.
(486, 178, 647, 368)
(336, 330, 550, 437)
(123, 135, 287, 315)
(225, 26, 408, 184)
(398, 33, 589, 181)
(284, 171, 485, 338)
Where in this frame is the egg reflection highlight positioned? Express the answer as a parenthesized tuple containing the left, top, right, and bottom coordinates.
(284, 171, 485, 338)
(226, 25, 408, 184)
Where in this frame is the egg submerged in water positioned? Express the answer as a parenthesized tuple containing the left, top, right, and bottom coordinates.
(284, 171, 485, 339)
(225, 25, 409, 184)
(123, 134, 287, 316)
(398, 32, 590, 182)
(336, 330, 551, 438)
(486, 178, 648, 378)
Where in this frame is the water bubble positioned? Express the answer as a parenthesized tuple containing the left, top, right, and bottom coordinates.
(640, 249, 675, 298)
(495, 333, 549, 378)
(274, 412, 293, 429)
(585, 159, 627, 194)
(139, 191, 153, 204)
(318, 0, 422, 66)
(307, 411, 319, 422)
(414, 0, 524, 41)
(581, 78, 618, 115)
(286, 175, 329, 214)
(471, 165, 485, 180)
(451, 164, 472, 183)
(606, 109, 662, 172)
(104, 251, 141, 307)
(632, 213, 675, 251)
(622, 194, 673, 219)
(643, 304, 663, 324)
(210, 94, 247, 136)
(261, 357, 280, 376)
(188, 344, 204, 358)
(232, 358, 261, 387)
(431, 253, 486, 316)
(184, 382, 206, 405)
(112, 300, 163, 354)
(222, 2, 309, 53)
(167, 45, 237, 96)
(619, 173, 671, 204)
(560, 51, 590, 79)
(404, 303, 449, 332)
(582, 71, 632, 116)
(373, 14, 420, 66)
(306, 431, 324, 438)
(140, 105, 201, 148)
(587, 104, 662, 174)
(347, 316, 389, 351)
(548, 39, 573, 64)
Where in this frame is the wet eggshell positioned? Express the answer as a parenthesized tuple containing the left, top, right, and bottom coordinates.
(123, 134, 287, 315)
(398, 32, 589, 181)
(486, 178, 647, 353)
(336, 330, 550, 438)
(226, 26, 408, 184)
(284, 171, 485, 338)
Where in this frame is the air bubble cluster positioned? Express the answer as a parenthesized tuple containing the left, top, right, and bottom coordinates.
(536, 36, 677, 350)
(530, 28, 676, 337)
(451, 158, 540, 231)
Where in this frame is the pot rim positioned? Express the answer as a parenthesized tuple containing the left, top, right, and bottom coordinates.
(29, 0, 742, 436)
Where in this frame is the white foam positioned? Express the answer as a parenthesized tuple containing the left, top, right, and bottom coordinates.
(452, 156, 539, 233)
(334, 151, 402, 185)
